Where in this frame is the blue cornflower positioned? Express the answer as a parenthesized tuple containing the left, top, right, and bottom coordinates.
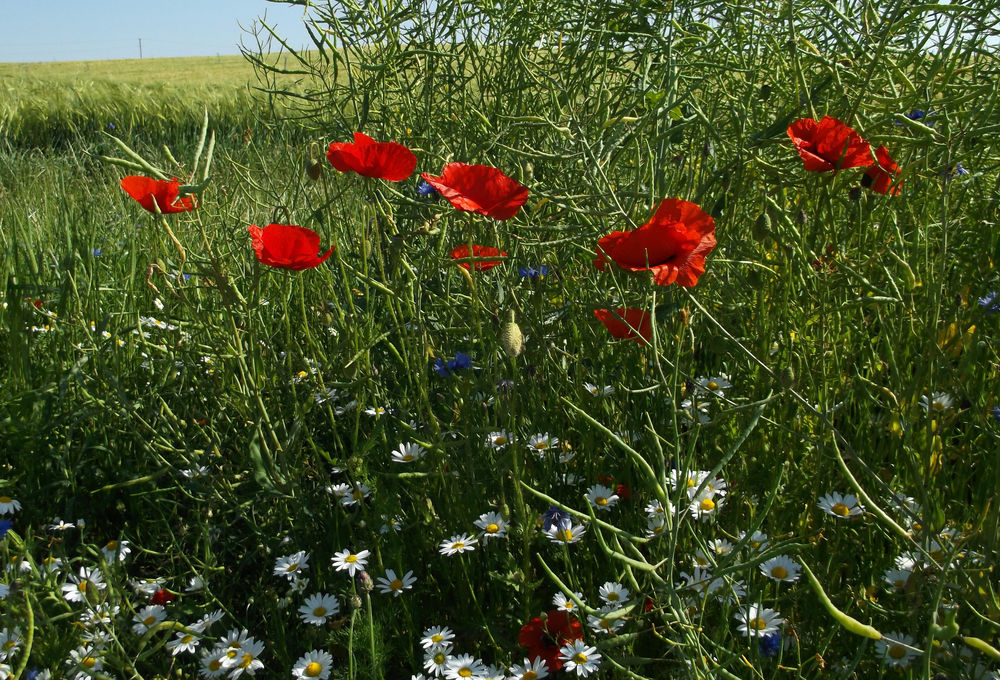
(941, 162, 969, 180)
(92, 249, 102, 257)
(991, 406, 1000, 422)
(433, 352, 473, 377)
(106, 122, 117, 131)
(541, 505, 570, 532)
(978, 292, 1000, 314)
(0, 519, 12, 540)
(759, 633, 782, 657)
(416, 179, 438, 198)
(519, 265, 549, 280)
(907, 109, 926, 120)
(25, 670, 40, 680)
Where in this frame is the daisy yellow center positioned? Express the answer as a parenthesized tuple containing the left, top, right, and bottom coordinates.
(287, 563, 300, 572)
(401, 454, 414, 461)
(434, 653, 446, 664)
(78, 581, 89, 593)
(352, 490, 364, 499)
(494, 436, 507, 445)
(696, 556, 709, 566)
(452, 542, 465, 550)
(607, 592, 620, 601)
(686, 478, 697, 488)
(565, 601, 574, 609)
(889, 645, 906, 660)
(771, 566, 788, 579)
(459, 669, 472, 678)
(573, 653, 588, 664)
(3, 641, 14, 650)
(182, 635, 193, 643)
(750, 617, 767, 631)
(313, 606, 327, 617)
(209, 659, 223, 672)
(524, 672, 538, 680)
(699, 498, 715, 512)
(106, 541, 117, 550)
(143, 615, 157, 625)
(600, 619, 612, 629)
(345, 555, 358, 563)
(239, 653, 254, 668)
(44, 557, 57, 565)
(0, 496, 10, 503)
(559, 529, 574, 541)
(893, 580, 905, 588)
(534, 442, 548, 450)
(82, 657, 97, 669)
(486, 523, 499, 533)
(297, 371, 308, 378)
(305, 662, 323, 677)
(596, 497, 608, 506)
(707, 381, 719, 390)
(652, 525, 663, 534)
(390, 579, 403, 590)
(431, 634, 443, 643)
(831, 503, 850, 516)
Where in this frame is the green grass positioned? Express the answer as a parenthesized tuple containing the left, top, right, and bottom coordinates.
(1, 1, 1000, 679)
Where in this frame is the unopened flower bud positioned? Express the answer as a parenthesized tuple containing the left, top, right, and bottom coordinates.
(752, 212, 771, 241)
(305, 142, 323, 181)
(499, 310, 524, 357)
(349, 594, 363, 610)
(356, 570, 374, 593)
(779, 366, 796, 388)
(796, 209, 808, 226)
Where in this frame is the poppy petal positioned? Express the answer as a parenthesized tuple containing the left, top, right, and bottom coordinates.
(421, 163, 529, 220)
(248, 224, 334, 270)
(326, 133, 417, 182)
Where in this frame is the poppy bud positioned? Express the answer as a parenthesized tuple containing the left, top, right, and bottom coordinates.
(522, 162, 534, 184)
(752, 212, 771, 241)
(499, 310, 525, 357)
(305, 142, 323, 181)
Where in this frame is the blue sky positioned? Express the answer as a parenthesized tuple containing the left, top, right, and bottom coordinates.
(0, 1, 315, 63)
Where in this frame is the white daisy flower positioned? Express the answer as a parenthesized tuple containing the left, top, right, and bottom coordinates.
(227, 637, 265, 678)
(66, 647, 103, 680)
(586, 485, 619, 511)
(331, 549, 370, 577)
(420, 627, 455, 649)
(62, 567, 106, 603)
(474, 512, 508, 541)
(526, 433, 559, 456)
(817, 492, 864, 518)
(167, 632, 200, 656)
(689, 491, 722, 521)
(100, 539, 131, 563)
(49, 518, 75, 531)
(559, 640, 601, 677)
(40, 556, 62, 573)
(694, 375, 732, 397)
(439, 534, 478, 556)
(919, 392, 953, 415)
(292, 650, 333, 680)
(875, 633, 919, 668)
(552, 591, 584, 613)
(199, 649, 228, 679)
(423, 646, 454, 677)
(375, 569, 416, 597)
(364, 405, 392, 418)
(735, 605, 783, 637)
(708, 538, 734, 557)
(508, 657, 549, 680)
(739, 530, 768, 551)
(298, 593, 340, 625)
(545, 519, 586, 545)
(0, 628, 22, 661)
(583, 382, 613, 397)
(485, 431, 512, 449)
(273, 550, 310, 581)
(599, 582, 630, 606)
(645, 514, 666, 538)
(588, 611, 625, 634)
(391, 443, 426, 463)
(679, 397, 712, 424)
(132, 605, 167, 635)
(759, 555, 800, 583)
(883, 568, 912, 591)
(444, 654, 486, 680)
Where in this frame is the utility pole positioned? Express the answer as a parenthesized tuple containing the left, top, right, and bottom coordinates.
(139, 38, 143, 59)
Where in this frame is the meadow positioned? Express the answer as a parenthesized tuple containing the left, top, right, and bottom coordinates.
(1, 0, 999, 679)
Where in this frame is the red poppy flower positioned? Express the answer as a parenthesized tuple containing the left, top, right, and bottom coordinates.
(449, 244, 507, 271)
(861, 145, 901, 195)
(120, 176, 197, 214)
(151, 589, 175, 606)
(248, 224, 335, 270)
(326, 132, 417, 182)
(518, 610, 583, 671)
(420, 163, 529, 220)
(786, 116, 872, 172)
(593, 198, 716, 287)
(594, 308, 653, 346)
